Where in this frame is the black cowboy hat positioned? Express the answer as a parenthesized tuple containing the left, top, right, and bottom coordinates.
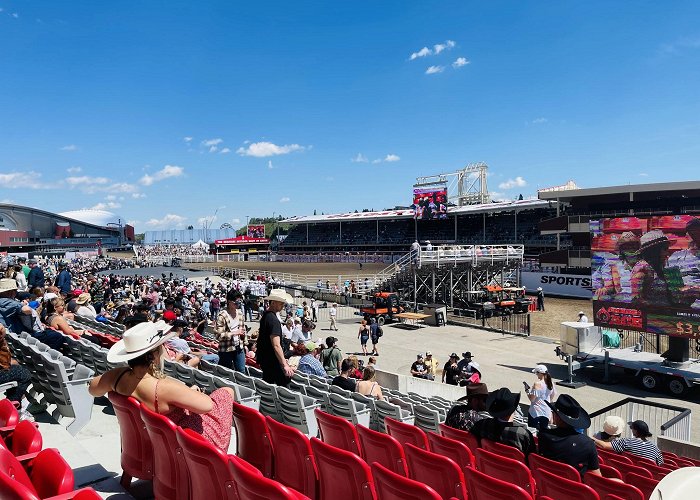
(546, 394, 591, 429)
(485, 388, 520, 419)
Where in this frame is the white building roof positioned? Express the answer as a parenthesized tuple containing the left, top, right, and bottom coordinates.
(58, 209, 123, 228)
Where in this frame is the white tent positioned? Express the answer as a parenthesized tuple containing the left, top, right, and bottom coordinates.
(192, 239, 208, 249)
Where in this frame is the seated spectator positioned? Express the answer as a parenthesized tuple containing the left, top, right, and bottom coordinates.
(297, 341, 327, 377)
(445, 383, 490, 432)
(75, 293, 97, 319)
(44, 297, 87, 338)
(593, 419, 663, 465)
(471, 387, 536, 456)
(0, 323, 33, 420)
(411, 353, 430, 379)
(538, 395, 601, 478)
(331, 358, 357, 392)
(367, 356, 377, 368)
(356, 366, 383, 400)
(166, 320, 220, 365)
(246, 341, 257, 361)
(319, 336, 342, 377)
(593, 415, 625, 442)
(347, 355, 363, 378)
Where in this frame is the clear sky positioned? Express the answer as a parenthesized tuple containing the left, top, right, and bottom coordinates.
(1, 1, 699, 231)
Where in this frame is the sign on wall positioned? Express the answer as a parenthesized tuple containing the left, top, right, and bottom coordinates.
(521, 271, 593, 299)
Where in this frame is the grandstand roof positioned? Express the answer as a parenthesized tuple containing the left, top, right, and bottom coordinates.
(537, 180, 700, 202)
(282, 199, 552, 224)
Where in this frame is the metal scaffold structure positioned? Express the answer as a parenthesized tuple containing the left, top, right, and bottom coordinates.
(414, 162, 490, 207)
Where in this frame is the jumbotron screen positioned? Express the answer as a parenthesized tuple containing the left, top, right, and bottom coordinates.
(247, 225, 266, 238)
(412, 187, 448, 220)
(591, 215, 700, 339)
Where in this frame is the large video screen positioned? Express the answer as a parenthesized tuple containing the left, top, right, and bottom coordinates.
(412, 187, 448, 220)
(591, 215, 700, 338)
(247, 225, 266, 238)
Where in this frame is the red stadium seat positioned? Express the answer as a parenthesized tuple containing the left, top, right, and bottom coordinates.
(231, 400, 274, 478)
(404, 443, 467, 500)
(0, 398, 19, 429)
(385, 417, 429, 450)
(598, 449, 632, 464)
(310, 437, 376, 500)
(604, 456, 653, 479)
(475, 448, 535, 498)
(370, 462, 441, 500)
(599, 464, 622, 480)
(481, 437, 526, 464)
(528, 453, 580, 482)
(266, 416, 319, 499)
(641, 462, 674, 481)
(438, 423, 479, 452)
(0, 471, 100, 500)
(534, 468, 601, 500)
(108, 392, 153, 488)
(356, 424, 407, 477)
(314, 409, 361, 457)
(674, 457, 697, 468)
(176, 426, 256, 500)
(426, 432, 475, 473)
(0, 419, 42, 456)
(584, 472, 644, 500)
(141, 404, 190, 500)
(0, 446, 75, 499)
(624, 472, 659, 499)
(229, 453, 309, 500)
(464, 466, 534, 500)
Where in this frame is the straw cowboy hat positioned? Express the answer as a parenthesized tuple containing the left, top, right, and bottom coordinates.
(264, 288, 294, 304)
(76, 293, 92, 305)
(603, 415, 625, 436)
(615, 231, 640, 252)
(0, 278, 18, 293)
(107, 321, 175, 363)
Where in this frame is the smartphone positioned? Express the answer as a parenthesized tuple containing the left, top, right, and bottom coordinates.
(522, 381, 530, 392)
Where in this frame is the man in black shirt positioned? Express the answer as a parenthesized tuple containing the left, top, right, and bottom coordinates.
(471, 387, 535, 456)
(410, 354, 428, 378)
(538, 395, 601, 478)
(442, 352, 460, 385)
(331, 358, 357, 392)
(256, 288, 295, 386)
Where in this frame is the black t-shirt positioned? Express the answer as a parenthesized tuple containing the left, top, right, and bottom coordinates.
(411, 361, 427, 376)
(443, 361, 460, 385)
(256, 310, 282, 367)
(332, 375, 357, 392)
(538, 427, 600, 478)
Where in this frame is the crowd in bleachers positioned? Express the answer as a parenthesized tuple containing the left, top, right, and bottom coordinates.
(137, 243, 209, 258)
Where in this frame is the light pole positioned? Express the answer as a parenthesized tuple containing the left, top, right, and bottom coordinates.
(246, 215, 250, 236)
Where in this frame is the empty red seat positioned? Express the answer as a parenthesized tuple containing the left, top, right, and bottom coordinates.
(229, 452, 309, 500)
(481, 438, 526, 463)
(0, 419, 42, 456)
(674, 457, 697, 468)
(385, 417, 429, 450)
(534, 468, 600, 500)
(426, 432, 475, 473)
(310, 437, 376, 500)
(475, 448, 535, 498)
(624, 472, 659, 499)
(605, 457, 653, 479)
(0, 446, 75, 499)
(141, 404, 190, 500)
(464, 466, 534, 500)
(266, 416, 318, 499)
(599, 464, 622, 480)
(528, 453, 580, 483)
(438, 423, 479, 452)
(584, 472, 644, 500)
(231, 400, 274, 478)
(0, 398, 19, 429)
(314, 409, 361, 457)
(370, 462, 441, 500)
(598, 448, 631, 464)
(404, 442, 467, 500)
(642, 461, 674, 480)
(108, 392, 153, 488)
(0, 470, 101, 500)
(356, 424, 407, 476)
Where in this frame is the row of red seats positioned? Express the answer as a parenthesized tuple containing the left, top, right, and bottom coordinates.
(0, 399, 102, 499)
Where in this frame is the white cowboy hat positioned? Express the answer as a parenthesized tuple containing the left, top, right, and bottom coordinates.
(264, 288, 294, 304)
(0, 278, 17, 293)
(107, 321, 175, 363)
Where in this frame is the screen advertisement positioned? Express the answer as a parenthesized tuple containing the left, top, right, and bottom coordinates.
(412, 187, 448, 220)
(591, 215, 700, 339)
(247, 224, 266, 238)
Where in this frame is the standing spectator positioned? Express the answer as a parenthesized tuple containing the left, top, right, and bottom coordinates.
(457, 352, 481, 385)
(215, 290, 247, 372)
(424, 351, 438, 381)
(256, 289, 295, 386)
(411, 354, 428, 379)
(55, 262, 72, 297)
(210, 294, 221, 321)
(536, 287, 545, 311)
(19, 257, 30, 281)
(310, 297, 318, 322)
(526, 364, 557, 431)
(369, 318, 381, 356)
(27, 259, 45, 290)
(331, 359, 357, 392)
(329, 303, 338, 331)
(201, 297, 211, 320)
(471, 388, 536, 457)
(12, 265, 28, 292)
(358, 319, 370, 356)
(577, 311, 589, 323)
(89, 276, 105, 314)
(593, 420, 663, 465)
(442, 353, 460, 385)
(319, 336, 343, 377)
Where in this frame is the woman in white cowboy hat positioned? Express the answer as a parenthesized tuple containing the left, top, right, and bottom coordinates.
(89, 320, 234, 451)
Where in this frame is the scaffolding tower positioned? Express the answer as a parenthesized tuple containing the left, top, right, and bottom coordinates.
(414, 162, 490, 207)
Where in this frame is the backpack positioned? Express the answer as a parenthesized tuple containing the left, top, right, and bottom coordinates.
(376, 325, 383, 338)
(321, 347, 338, 371)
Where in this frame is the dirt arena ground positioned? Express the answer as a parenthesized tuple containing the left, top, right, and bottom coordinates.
(189, 260, 387, 277)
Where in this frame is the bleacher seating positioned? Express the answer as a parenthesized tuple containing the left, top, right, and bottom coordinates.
(528, 452, 580, 482)
(426, 431, 475, 473)
(0, 419, 42, 456)
(475, 448, 535, 499)
(108, 392, 154, 488)
(230, 401, 274, 478)
(310, 437, 376, 500)
(385, 416, 429, 450)
(404, 442, 467, 499)
(464, 466, 533, 500)
(315, 408, 362, 457)
(533, 468, 601, 500)
(584, 472, 645, 500)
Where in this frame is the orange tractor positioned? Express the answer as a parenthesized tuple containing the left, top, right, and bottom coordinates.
(360, 292, 405, 325)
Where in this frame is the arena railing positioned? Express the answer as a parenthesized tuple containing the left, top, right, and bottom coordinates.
(587, 397, 692, 444)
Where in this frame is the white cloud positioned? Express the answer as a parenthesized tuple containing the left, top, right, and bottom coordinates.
(237, 141, 306, 157)
(372, 159, 382, 164)
(425, 65, 444, 75)
(103, 182, 139, 194)
(351, 153, 368, 163)
(139, 164, 184, 186)
(66, 166, 82, 174)
(65, 176, 110, 187)
(145, 214, 187, 228)
(639, 172, 649, 177)
(60, 144, 78, 151)
(11, 13, 18, 19)
(279, 197, 291, 203)
(131, 192, 147, 199)
(202, 138, 223, 147)
(87, 201, 122, 211)
(409, 47, 432, 60)
(220, 147, 231, 154)
(0, 172, 52, 190)
(452, 57, 469, 68)
(531, 117, 548, 124)
(498, 176, 527, 190)
(126, 220, 139, 227)
(434, 40, 456, 54)
(1, 199, 14, 203)
(231, 218, 241, 224)
(384, 154, 400, 162)
(183, 136, 193, 143)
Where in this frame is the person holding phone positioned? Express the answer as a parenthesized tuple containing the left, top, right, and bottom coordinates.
(526, 364, 557, 431)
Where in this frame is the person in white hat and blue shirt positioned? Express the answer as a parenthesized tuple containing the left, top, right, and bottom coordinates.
(255, 288, 295, 386)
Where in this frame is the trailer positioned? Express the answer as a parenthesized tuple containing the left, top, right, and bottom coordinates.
(556, 321, 700, 397)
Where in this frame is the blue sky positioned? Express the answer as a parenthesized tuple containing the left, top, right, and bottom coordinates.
(1, 1, 699, 232)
